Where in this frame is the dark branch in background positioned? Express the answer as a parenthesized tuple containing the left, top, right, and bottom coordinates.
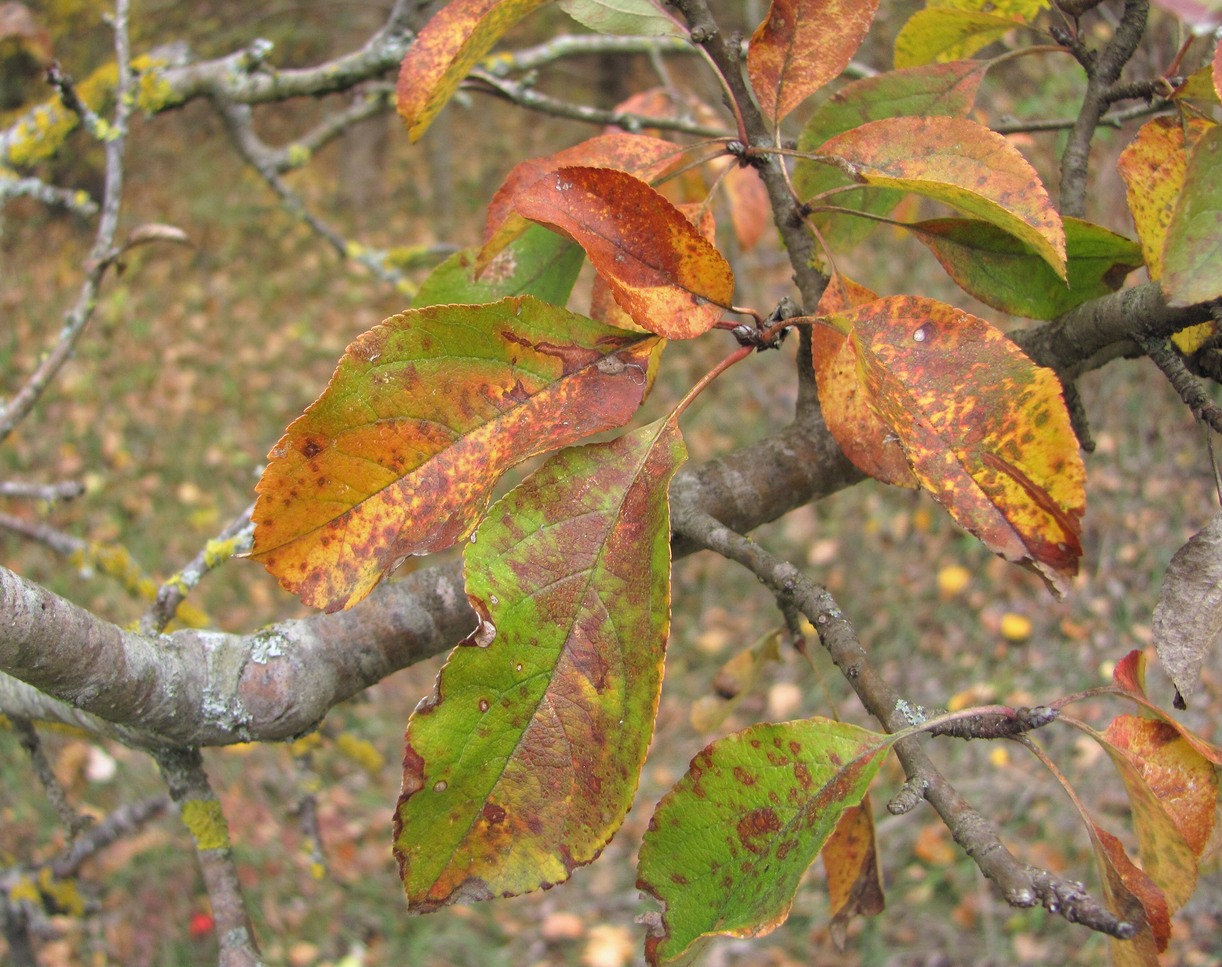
(1057, 0, 1149, 216)
(11, 716, 90, 837)
(669, 503, 1133, 939)
(1137, 334, 1222, 435)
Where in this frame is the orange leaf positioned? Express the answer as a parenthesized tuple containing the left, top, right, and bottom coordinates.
(722, 162, 771, 252)
(812, 279, 917, 487)
(1100, 716, 1218, 907)
(250, 297, 660, 611)
(1117, 115, 1213, 280)
(825, 296, 1085, 593)
(747, 0, 882, 122)
(511, 166, 734, 338)
(396, 0, 550, 141)
(1087, 822, 1171, 961)
(822, 798, 885, 950)
(817, 116, 1066, 278)
(480, 133, 685, 268)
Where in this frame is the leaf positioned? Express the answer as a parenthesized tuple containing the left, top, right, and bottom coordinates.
(637, 718, 894, 966)
(557, 0, 686, 37)
(481, 133, 685, 268)
(1117, 115, 1213, 280)
(722, 162, 771, 252)
(1216, 39, 1222, 100)
(510, 166, 734, 337)
(822, 798, 885, 950)
(690, 629, 784, 732)
(1086, 821, 1171, 964)
(1162, 123, 1222, 307)
(1108, 651, 1222, 766)
(811, 278, 918, 486)
(822, 296, 1085, 593)
(1172, 65, 1221, 105)
(414, 224, 584, 308)
(396, 0, 551, 142)
(1096, 715, 1218, 908)
(746, 0, 882, 123)
(1153, 513, 1222, 704)
(394, 415, 686, 909)
(910, 216, 1142, 320)
(817, 116, 1066, 277)
(793, 59, 988, 251)
(250, 296, 660, 611)
(893, 8, 1024, 68)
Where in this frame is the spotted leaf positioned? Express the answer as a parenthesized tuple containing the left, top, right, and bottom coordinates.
(637, 719, 894, 966)
(250, 297, 660, 611)
(821, 296, 1085, 594)
(747, 0, 882, 123)
(394, 416, 685, 909)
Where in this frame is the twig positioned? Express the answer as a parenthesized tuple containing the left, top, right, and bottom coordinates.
(1057, 0, 1149, 217)
(11, 716, 91, 837)
(0, 175, 98, 218)
(140, 502, 255, 635)
(992, 98, 1168, 133)
(465, 70, 733, 138)
(1137, 334, 1222, 434)
(0, 0, 136, 445)
(0, 480, 85, 502)
(214, 99, 408, 287)
(668, 503, 1135, 939)
(154, 747, 262, 967)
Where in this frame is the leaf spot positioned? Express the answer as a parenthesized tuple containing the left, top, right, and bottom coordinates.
(433, 780, 447, 792)
(478, 699, 490, 712)
(912, 326, 928, 343)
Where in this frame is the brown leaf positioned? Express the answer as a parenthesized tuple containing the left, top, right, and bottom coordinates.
(822, 798, 885, 950)
(1153, 511, 1222, 703)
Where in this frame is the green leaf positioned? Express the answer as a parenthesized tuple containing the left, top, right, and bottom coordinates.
(747, 0, 882, 123)
(637, 718, 894, 966)
(1162, 124, 1222, 307)
(816, 115, 1066, 277)
(557, 0, 685, 36)
(910, 216, 1142, 319)
(413, 224, 584, 308)
(894, 7, 1025, 68)
(793, 60, 988, 252)
(396, 0, 551, 141)
(250, 296, 661, 611)
(394, 416, 686, 909)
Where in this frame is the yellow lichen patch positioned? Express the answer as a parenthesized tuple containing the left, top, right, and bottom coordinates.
(38, 867, 85, 917)
(181, 799, 231, 851)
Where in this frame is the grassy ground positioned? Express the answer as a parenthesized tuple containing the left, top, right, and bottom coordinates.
(3, 5, 1222, 966)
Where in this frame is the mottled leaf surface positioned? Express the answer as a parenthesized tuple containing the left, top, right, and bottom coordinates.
(1108, 651, 1222, 766)
(911, 216, 1142, 319)
(396, 0, 550, 141)
(1162, 124, 1222, 306)
(414, 224, 583, 308)
(1153, 512, 1222, 703)
(747, 0, 881, 122)
(823, 798, 885, 950)
(557, 0, 685, 36)
(481, 133, 683, 266)
(817, 117, 1066, 277)
(1087, 821, 1170, 964)
(893, 7, 1024, 68)
(1117, 116, 1212, 280)
(823, 296, 1085, 593)
(394, 416, 685, 909)
(251, 297, 659, 611)
(811, 279, 917, 486)
(512, 166, 734, 337)
(637, 719, 893, 965)
(1096, 715, 1218, 909)
(794, 60, 987, 251)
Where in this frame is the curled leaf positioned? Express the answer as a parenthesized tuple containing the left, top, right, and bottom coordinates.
(510, 166, 734, 337)
(1161, 124, 1222, 307)
(1153, 511, 1222, 703)
(816, 116, 1066, 277)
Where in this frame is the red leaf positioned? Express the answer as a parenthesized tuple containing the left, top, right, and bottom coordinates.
(748, 0, 882, 122)
(510, 166, 734, 338)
